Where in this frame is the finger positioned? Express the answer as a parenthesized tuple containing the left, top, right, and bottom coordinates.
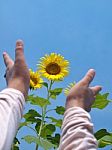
(90, 86, 102, 95)
(78, 69, 96, 87)
(3, 52, 14, 68)
(15, 40, 24, 61)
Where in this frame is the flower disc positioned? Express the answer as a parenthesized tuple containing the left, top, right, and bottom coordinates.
(46, 63, 61, 75)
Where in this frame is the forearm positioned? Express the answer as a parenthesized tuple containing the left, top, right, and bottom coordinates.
(0, 88, 25, 150)
(59, 107, 97, 150)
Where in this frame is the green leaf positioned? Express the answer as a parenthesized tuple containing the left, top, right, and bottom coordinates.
(50, 94, 57, 100)
(95, 129, 112, 148)
(35, 119, 41, 133)
(54, 134, 60, 144)
(42, 82, 48, 88)
(22, 135, 57, 150)
(94, 129, 110, 140)
(19, 122, 31, 129)
(26, 109, 41, 117)
(55, 106, 65, 115)
(24, 110, 41, 117)
(48, 117, 62, 128)
(27, 95, 50, 107)
(11, 137, 20, 150)
(22, 135, 39, 144)
(12, 146, 19, 150)
(23, 109, 41, 123)
(40, 137, 57, 150)
(92, 93, 111, 109)
(50, 88, 63, 95)
(47, 133, 60, 146)
(41, 124, 56, 138)
(19, 119, 41, 130)
(49, 88, 63, 100)
(13, 137, 20, 145)
(98, 134, 112, 148)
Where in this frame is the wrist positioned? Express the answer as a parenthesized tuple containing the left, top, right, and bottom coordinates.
(65, 96, 90, 112)
(7, 80, 28, 99)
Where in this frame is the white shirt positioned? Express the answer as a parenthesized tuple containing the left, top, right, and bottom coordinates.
(59, 107, 97, 150)
(0, 88, 25, 150)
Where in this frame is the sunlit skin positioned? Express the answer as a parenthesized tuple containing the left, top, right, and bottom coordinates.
(66, 69, 102, 112)
(3, 40, 30, 99)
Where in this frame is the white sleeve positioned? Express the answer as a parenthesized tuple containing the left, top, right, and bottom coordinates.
(58, 107, 97, 150)
(0, 88, 25, 150)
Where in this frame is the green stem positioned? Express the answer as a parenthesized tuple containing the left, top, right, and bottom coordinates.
(35, 144, 38, 150)
(38, 107, 44, 136)
(46, 109, 55, 114)
(38, 80, 53, 137)
(36, 80, 54, 150)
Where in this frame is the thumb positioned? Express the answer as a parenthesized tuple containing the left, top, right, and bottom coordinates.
(3, 52, 14, 69)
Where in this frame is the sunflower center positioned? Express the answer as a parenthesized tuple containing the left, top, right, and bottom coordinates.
(32, 77, 39, 85)
(46, 63, 61, 75)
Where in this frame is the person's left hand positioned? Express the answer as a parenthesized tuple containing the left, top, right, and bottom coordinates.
(66, 69, 102, 112)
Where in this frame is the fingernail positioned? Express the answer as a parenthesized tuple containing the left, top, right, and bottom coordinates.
(89, 69, 95, 72)
(16, 40, 24, 47)
(3, 52, 7, 55)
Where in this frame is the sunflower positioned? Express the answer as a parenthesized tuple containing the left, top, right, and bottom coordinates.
(29, 69, 43, 90)
(64, 82, 76, 96)
(38, 53, 69, 81)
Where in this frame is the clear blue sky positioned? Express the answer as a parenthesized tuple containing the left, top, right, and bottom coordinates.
(0, 0, 112, 149)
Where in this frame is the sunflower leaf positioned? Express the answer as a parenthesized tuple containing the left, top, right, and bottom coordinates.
(49, 88, 63, 99)
(48, 117, 62, 128)
(11, 137, 20, 150)
(50, 94, 56, 100)
(41, 124, 56, 138)
(98, 134, 112, 148)
(47, 133, 60, 147)
(24, 109, 41, 118)
(92, 93, 111, 109)
(94, 129, 112, 148)
(11, 146, 19, 150)
(42, 82, 48, 88)
(23, 109, 41, 123)
(19, 122, 31, 129)
(55, 106, 65, 115)
(50, 88, 63, 95)
(35, 120, 41, 133)
(22, 135, 57, 150)
(27, 95, 51, 107)
(94, 129, 110, 140)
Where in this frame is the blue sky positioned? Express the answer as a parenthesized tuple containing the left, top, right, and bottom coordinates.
(0, 0, 112, 149)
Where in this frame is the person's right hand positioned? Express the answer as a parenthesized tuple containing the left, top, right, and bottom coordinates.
(66, 69, 102, 112)
(3, 40, 30, 99)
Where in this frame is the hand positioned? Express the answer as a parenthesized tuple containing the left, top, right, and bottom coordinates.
(3, 40, 30, 99)
(66, 69, 102, 112)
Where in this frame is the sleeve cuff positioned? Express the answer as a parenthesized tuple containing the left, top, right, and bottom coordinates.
(0, 88, 25, 117)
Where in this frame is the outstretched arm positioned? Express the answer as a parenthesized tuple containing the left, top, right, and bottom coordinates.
(0, 40, 30, 150)
(59, 69, 102, 150)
